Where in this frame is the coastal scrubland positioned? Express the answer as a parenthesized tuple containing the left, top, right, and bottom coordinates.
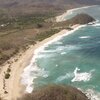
(0, 11, 58, 65)
(0, 12, 95, 65)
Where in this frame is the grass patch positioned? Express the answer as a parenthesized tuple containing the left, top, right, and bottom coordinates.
(0, 12, 56, 31)
(34, 29, 60, 41)
(7, 68, 11, 73)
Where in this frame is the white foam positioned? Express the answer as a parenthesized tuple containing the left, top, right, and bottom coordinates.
(56, 45, 81, 55)
(77, 88, 100, 100)
(79, 36, 91, 39)
(89, 20, 100, 27)
(65, 45, 81, 50)
(71, 67, 94, 82)
(21, 25, 86, 93)
(54, 41, 63, 45)
(93, 23, 100, 27)
(56, 73, 73, 82)
(61, 52, 66, 55)
(21, 63, 49, 93)
(40, 44, 80, 55)
(56, 64, 58, 67)
(40, 50, 57, 53)
(36, 54, 54, 59)
(85, 89, 100, 100)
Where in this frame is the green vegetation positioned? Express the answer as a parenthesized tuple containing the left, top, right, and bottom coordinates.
(7, 68, 11, 73)
(0, 12, 56, 31)
(18, 85, 88, 100)
(5, 73, 10, 79)
(0, 11, 58, 65)
(0, 12, 95, 65)
(34, 29, 60, 41)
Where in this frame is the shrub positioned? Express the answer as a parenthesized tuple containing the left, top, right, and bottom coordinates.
(7, 68, 11, 73)
(5, 73, 10, 79)
(36, 23, 43, 28)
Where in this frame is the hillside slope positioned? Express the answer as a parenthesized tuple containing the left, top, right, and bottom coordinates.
(0, 0, 99, 7)
(0, 0, 99, 17)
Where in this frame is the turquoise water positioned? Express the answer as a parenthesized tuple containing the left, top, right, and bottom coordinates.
(22, 5, 100, 99)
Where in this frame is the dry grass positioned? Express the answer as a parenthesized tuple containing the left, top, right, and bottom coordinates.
(0, 28, 37, 65)
(0, 9, 60, 65)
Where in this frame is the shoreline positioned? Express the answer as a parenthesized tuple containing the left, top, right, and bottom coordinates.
(0, 24, 83, 100)
(0, 4, 92, 99)
(56, 5, 97, 22)
(21, 24, 86, 93)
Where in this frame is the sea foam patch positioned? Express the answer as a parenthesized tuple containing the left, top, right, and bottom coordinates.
(79, 36, 91, 39)
(21, 65, 49, 93)
(56, 73, 73, 82)
(61, 52, 66, 55)
(78, 88, 100, 100)
(92, 23, 100, 27)
(71, 67, 94, 82)
(85, 89, 100, 100)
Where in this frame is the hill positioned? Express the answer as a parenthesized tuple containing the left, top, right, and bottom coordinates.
(19, 85, 89, 100)
(0, 0, 99, 17)
(55, 13, 95, 29)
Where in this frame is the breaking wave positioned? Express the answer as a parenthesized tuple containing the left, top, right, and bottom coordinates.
(79, 36, 91, 39)
(85, 89, 100, 100)
(71, 67, 95, 82)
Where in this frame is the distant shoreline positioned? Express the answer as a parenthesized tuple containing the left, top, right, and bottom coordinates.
(56, 5, 97, 22)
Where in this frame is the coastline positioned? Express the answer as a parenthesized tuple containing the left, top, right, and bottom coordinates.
(21, 24, 85, 93)
(56, 5, 97, 22)
(0, 24, 83, 100)
(0, 4, 94, 99)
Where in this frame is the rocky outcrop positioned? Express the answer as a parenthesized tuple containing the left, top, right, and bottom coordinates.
(67, 13, 95, 25)
(55, 13, 95, 28)
(19, 85, 89, 100)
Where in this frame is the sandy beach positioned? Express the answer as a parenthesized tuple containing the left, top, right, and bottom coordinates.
(0, 20, 80, 100)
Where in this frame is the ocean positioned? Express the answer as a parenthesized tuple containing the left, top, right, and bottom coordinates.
(22, 5, 100, 100)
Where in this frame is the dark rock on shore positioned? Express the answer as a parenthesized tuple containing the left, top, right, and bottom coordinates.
(56, 13, 95, 28)
(68, 13, 95, 24)
(19, 85, 89, 100)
